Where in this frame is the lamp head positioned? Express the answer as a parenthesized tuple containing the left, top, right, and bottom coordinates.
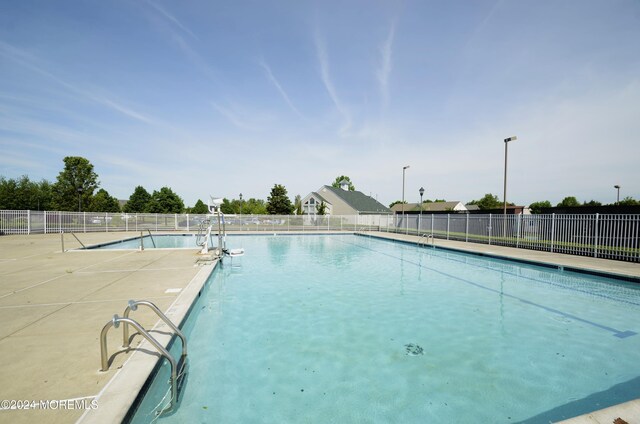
(419, 187, 425, 196)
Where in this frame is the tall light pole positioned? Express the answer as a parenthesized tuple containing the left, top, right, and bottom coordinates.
(402, 165, 410, 220)
(419, 187, 424, 234)
(503, 136, 517, 236)
(614, 185, 620, 204)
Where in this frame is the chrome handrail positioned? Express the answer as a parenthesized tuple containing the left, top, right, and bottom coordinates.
(418, 233, 435, 246)
(146, 229, 156, 248)
(122, 300, 187, 357)
(100, 315, 178, 409)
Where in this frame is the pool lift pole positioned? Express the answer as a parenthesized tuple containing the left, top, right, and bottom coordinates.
(201, 196, 225, 256)
(200, 196, 244, 258)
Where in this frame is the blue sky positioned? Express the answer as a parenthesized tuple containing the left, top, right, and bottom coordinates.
(1, 0, 639, 208)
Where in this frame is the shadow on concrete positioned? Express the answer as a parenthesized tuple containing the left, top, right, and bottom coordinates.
(516, 376, 640, 423)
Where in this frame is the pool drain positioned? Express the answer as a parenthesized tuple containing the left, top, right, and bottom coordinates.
(405, 344, 424, 356)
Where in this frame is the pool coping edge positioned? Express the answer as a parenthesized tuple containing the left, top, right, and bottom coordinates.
(75, 259, 218, 424)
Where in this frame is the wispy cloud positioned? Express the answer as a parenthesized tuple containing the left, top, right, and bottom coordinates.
(0, 40, 157, 125)
(259, 59, 306, 120)
(142, 0, 198, 40)
(212, 102, 274, 131)
(377, 20, 396, 107)
(95, 97, 155, 124)
(314, 31, 352, 134)
(0, 41, 155, 124)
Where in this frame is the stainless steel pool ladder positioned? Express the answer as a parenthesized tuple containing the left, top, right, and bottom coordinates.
(99, 300, 188, 412)
(60, 231, 86, 252)
(138, 230, 157, 250)
(418, 233, 435, 246)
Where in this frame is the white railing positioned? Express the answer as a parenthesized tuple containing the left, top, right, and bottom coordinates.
(0, 211, 392, 235)
(1, 210, 639, 262)
(393, 213, 640, 262)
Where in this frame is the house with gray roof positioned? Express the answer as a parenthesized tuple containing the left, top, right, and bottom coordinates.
(391, 201, 467, 214)
(301, 181, 391, 216)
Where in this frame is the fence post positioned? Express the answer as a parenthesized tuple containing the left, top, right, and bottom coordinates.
(488, 214, 492, 245)
(516, 214, 521, 248)
(447, 214, 450, 240)
(44, 211, 47, 234)
(83, 212, 86, 233)
(465, 214, 469, 242)
(187, 214, 190, 232)
(594, 213, 599, 258)
(27, 210, 31, 234)
(550, 213, 556, 253)
(431, 214, 434, 237)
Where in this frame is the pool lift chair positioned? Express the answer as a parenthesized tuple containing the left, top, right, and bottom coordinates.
(196, 196, 245, 259)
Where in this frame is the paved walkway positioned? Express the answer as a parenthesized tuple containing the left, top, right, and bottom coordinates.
(0, 231, 638, 423)
(0, 232, 213, 424)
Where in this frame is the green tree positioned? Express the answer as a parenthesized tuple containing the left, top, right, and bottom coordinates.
(468, 193, 502, 210)
(0, 176, 18, 210)
(0, 175, 54, 210)
(37, 179, 53, 210)
(389, 200, 406, 208)
(190, 199, 209, 214)
(557, 196, 580, 207)
(529, 200, 552, 214)
(331, 176, 355, 191)
(618, 196, 639, 206)
(294, 194, 302, 215)
(146, 187, 184, 214)
(51, 156, 99, 211)
(316, 201, 327, 215)
(243, 198, 267, 214)
(220, 198, 234, 214)
(266, 184, 294, 215)
(582, 200, 602, 207)
(123, 186, 151, 213)
(88, 189, 121, 212)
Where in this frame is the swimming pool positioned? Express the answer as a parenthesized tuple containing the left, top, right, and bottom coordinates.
(87, 234, 200, 249)
(128, 234, 640, 423)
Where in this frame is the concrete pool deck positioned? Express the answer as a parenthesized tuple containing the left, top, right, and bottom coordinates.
(0, 231, 638, 423)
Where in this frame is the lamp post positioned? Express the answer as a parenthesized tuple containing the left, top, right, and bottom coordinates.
(402, 166, 410, 228)
(239, 193, 243, 216)
(614, 185, 620, 204)
(419, 187, 424, 234)
(503, 136, 517, 237)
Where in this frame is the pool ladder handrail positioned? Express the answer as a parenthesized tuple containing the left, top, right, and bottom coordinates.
(139, 230, 157, 250)
(122, 300, 187, 358)
(99, 300, 188, 413)
(418, 233, 435, 246)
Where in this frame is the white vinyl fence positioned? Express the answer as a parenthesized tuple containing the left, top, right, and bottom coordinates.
(1, 210, 639, 262)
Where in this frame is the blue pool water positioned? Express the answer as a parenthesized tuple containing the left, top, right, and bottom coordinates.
(89, 234, 200, 249)
(129, 234, 640, 423)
